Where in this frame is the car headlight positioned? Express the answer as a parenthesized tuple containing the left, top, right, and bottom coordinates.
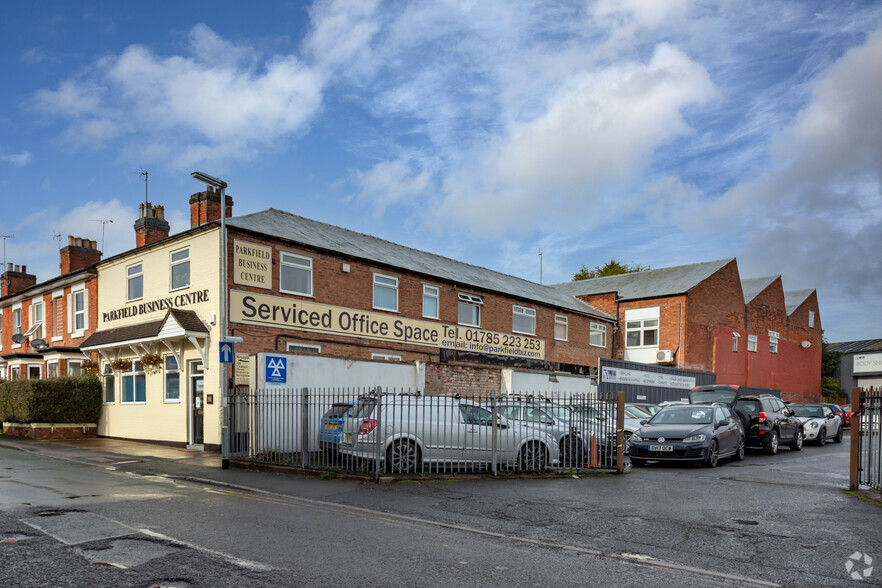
(808, 422, 819, 429)
(683, 434, 706, 443)
(630, 433, 643, 443)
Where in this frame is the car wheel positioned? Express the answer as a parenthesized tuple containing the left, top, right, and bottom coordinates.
(704, 440, 719, 468)
(764, 430, 779, 455)
(630, 458, 647, 468)
(835, 427, 843, 443)
(561, 436, 584, 468)
(818, 428, 826, 446)
(734, 436, 746, 461)
(622, 431, 633, 455)
(386, 440, 420, 474)
(519, 441, 547, 472)
(790, 429, 803, 451)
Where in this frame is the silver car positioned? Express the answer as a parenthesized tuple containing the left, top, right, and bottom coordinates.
(339, 395, 559, 473)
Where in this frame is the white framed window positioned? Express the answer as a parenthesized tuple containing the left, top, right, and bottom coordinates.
(422, 285, 440, 319)
(28, 365, 41, 379)
(68, 360, 82, 376)
(170, 247, 190, 291)
(769, 338, 778, 354)
(29, 300, 44, 339)
(554, 315, 568, 341)
(103, 363, 115, 404)
(164, 355, 180, 402)
(127, 263, 143, 302)
(732, 332, 740, 352)
(372, 352, 402, 361)
(280, 252, 313, 296)
(47, 361, 58, 378)
(808, 311, 815, 328)
(747, 335, 758, 352)
(373, 273, 398, 312)
(457, 293, 482, 327)
(286, 342, 321, 354)
(121, 361, 146, 404)
(590, 322, 607, 347)
(12, 307, 22, 336)
(11, 366, 20, 379)
(625, 319, 658, 348)
(512, 305, 536, 336)
(72, 290, 86, 332)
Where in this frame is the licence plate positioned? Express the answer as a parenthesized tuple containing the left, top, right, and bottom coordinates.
(649, 444, 673, 452)
(323, 424, 338, 430)
(345, 434, 352, 443)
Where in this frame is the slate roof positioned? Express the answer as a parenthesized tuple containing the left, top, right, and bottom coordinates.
(552, 258, 734, 301)
(741, 276, 779, 304)
(226, 209, 613, 320)
(827, 339, 882, 354)
(783, 289, 815, 315)
(82, 309, 207, 348)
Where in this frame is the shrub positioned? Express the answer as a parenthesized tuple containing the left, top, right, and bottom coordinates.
(0, 376, 102, 424)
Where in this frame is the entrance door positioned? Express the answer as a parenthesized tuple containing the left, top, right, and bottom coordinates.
(190, 361, 205, 446)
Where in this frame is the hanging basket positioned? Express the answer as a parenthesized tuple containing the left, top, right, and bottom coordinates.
(141, 353, 163, 375)
(81, 359, 100, 377)
(110, 358, 132, 373)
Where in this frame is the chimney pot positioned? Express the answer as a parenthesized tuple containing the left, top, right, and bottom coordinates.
(21, 265, 26, 273)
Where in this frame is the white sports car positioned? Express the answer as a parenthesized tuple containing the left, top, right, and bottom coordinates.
(790, 404, 843, 445)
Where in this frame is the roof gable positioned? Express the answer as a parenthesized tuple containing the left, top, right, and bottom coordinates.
(783, 289, 815, 315)
(741, 276, 780, 304)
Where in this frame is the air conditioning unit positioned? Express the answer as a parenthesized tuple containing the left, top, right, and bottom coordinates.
(656, 349, 674, 364)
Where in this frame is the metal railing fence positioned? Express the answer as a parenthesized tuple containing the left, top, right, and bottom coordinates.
(229, 387, 624, 478)
(851, 387, 881, 491)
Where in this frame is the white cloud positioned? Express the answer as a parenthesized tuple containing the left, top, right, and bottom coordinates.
(0, 150, 31, 166)
(354, 157, 432, 213)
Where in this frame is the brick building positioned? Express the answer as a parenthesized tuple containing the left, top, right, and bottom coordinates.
(0, 238, 100, 381)
(553, 259, 822, 401)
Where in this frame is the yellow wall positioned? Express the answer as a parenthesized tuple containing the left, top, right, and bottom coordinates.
(96, 229, 223, 446)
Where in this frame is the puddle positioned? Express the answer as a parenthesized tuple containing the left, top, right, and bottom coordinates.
(733, 519, 760, 525)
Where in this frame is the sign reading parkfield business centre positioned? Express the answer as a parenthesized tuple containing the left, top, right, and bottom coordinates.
(233, 240, 272, 289)
(229, 289, 545, 361)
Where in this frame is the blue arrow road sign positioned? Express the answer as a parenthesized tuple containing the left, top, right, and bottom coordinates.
(219, 342, 233, 364)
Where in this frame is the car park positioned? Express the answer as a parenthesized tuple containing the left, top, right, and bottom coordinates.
(790, 404, 843, 445)
(339, 394, 560, 473)
(318, 401, 357, 452)
(819, 403, 848, 428)
(628, 403, 745, 468)
(630, 403, 661, 416)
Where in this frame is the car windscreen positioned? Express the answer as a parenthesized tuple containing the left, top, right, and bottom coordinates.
(546, 406, 573, 421)
(650, 406, 713, 425)
(689, 389, 738, 404)
(791, 406, 824, 418)
(352, 400, 376, 419)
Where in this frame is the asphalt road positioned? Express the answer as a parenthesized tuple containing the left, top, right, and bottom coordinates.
(0, 431, 878, 587)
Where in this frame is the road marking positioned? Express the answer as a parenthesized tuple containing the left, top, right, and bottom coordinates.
(198, 486, 779, 587)
(138, 529, 273, 572)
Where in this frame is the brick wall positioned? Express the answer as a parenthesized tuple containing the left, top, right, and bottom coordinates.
(424, 363, 501, 398)
(786, 291, 822, 348)
(745, 278, 788, 337)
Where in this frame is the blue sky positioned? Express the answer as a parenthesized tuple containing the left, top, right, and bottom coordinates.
(1, 1, 881, 342)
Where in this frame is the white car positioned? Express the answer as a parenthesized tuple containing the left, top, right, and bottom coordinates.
(789, 404, 843, 445)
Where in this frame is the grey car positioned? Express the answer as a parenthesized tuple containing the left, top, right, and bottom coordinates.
(339, 395, 560, 473)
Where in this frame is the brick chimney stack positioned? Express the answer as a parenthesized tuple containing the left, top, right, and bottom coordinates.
(60, 236, 101, 274)
(134, 202, 170, 247)
(1, 263, 37, 297)
(190, 185, 234, 228)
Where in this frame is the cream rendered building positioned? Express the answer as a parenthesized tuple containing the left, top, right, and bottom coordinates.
(83, 204, 224, 449)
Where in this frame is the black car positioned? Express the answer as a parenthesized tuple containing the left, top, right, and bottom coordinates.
(629, 403, 745, 468)
(688, 386, 803, 455)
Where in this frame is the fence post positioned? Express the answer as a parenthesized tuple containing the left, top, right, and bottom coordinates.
(616, 391, 625, 474)
(301, 387, 309, 469)
(491, 392, 497, 476)
(375, 391, 383, 482)
(849, 388, 862, 491)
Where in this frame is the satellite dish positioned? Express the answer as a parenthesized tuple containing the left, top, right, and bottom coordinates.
(31, 338, 48, 350)
(12, 333, 26, 344)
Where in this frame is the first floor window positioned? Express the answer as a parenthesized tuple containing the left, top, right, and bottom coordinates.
(372, 353, 402, 361)
(554, 315, 568, 341)
(747, 335, 758, 352)
(769, 338, 778, 353)
(280, 252, 313, 296)
(127, 263, 143, 301)
(590, 323, 607, 347)
(732, 333, 739, 352)
(170, 247, 190, 290)
(73, 290, 86, 331)
(423, 285, 439, 319)
(373, 273, 398, 311)
(458, 293, 482, 327)
(30, 301, 44, 339)
(103, 363, 115, 403)
(164, 355, 180, 401)
(12, 308, 21, 336)
(808, 311, 815, 328)
(287, 342, 321, 354)
(512, 305, 536, 335)
(68, 361, 82, 376)
(122, 361, 146, 403)
(47, 361, 58, 378)
(626, 319, 658, 347)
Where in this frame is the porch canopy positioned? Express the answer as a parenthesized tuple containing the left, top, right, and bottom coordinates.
(81, 309, 210, 369)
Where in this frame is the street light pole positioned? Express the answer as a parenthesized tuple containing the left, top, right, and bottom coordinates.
(191, 171, 230, 470)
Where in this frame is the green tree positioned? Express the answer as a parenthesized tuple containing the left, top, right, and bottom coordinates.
(820, 338, 844, 401)
(572, 259, 649, 281)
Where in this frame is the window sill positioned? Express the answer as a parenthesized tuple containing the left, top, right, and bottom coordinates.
(164, 399, 182, 404)
(512, 330, 536, 337)
(554, 337, 568, 342)
(458, 322, 480, 328)
(589, 343, 605, 348)
(11, 344, 21, 349)
(279, 289, 314, 298)
(373, 306, 399, 313)
(121, 401, 147, 405)
(169, 285, 190, 293)
(52, 336, 63, 342)
(422, 315, 440, 321)
(127, 297, 144, 303)
(71, 332, 85, 340)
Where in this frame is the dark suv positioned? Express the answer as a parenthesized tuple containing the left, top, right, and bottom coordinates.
(688, 386, 803, 454)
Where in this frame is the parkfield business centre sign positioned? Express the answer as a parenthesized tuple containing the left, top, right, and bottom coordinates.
(229, 289, 545, 360)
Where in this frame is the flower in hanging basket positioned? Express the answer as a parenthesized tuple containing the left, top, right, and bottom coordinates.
(110, 358, 133, 372)
(82, 359, 100, 377)
(141, 352, 163, 375)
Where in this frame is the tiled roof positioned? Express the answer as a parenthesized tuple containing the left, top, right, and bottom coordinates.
(827, 339, 882, 354)
(82, 309, 207, 348)
(552, 258, 734, 301)
(783, 289, 815, 315)
(741, 276, 779, 304)
(227, 209, 613, 320)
